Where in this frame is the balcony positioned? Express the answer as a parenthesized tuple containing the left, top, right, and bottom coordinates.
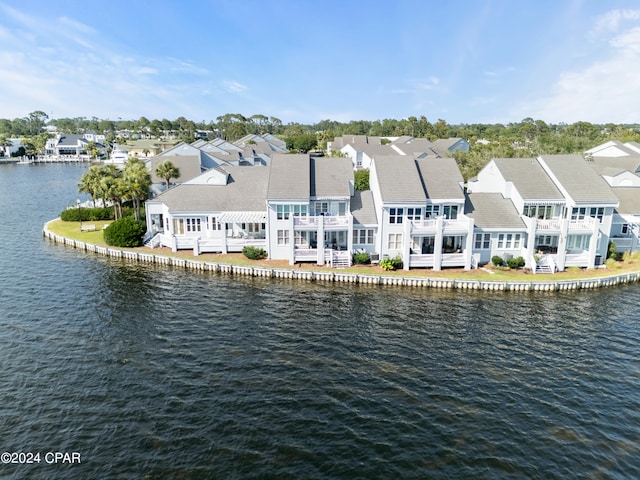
(535, 219, 562, 232)
(410, 218, 438, 234)
(568, 218, 596, 233)
(293, 215, 350, 230)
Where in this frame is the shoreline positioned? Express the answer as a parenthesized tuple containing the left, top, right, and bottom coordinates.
(42, 220, 640, 292)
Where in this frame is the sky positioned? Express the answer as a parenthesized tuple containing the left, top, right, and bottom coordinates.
(2, 0, 640, 126)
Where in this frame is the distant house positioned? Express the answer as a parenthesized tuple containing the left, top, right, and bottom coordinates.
(45, 133, 105, 157)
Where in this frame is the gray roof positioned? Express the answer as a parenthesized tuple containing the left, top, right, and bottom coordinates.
(587, 156, 640, 176)
(267, 154, 310, 200)
(359, 143, 395, 157)
(311, 157, 352, 198)
(612, 187, 640, 215)
(148, 155, 203, 184)
(373, 156, 427, 203)
(540, 154, 620, 204)
(152, 165, 269, 213)
(465, 193, 526, 230)
(391, 137, 435, 156)
(351, 190, 378, 226)
(415, 157, 464, 201)
(493, 158, 564, 201)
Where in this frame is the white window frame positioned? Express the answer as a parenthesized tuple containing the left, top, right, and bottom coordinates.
(388, 233, 403, 249)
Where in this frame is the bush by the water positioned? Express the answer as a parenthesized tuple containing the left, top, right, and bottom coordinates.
(242, 246, 267, 260)
(60, 207, 113, 222)
(506, 256, 525, 269)
(103, 217, 146, 247)
(491, 255, 504, 267)
(380, 255, 403, 271)
(353, 252, 370, 264)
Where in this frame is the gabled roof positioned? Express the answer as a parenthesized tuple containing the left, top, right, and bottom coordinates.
(611, 187, 640, 215)
(150, 165, 269, 213)
(390, 137, 435, 156)
(56, 134, 88, 146)
(351, 190, 378, 226)
(311, 157, 352, 198)
(465, 193, 526, 230)
(492, 157, 564, 201)
(147, 155, 203, 184)
(539, 154, 619, 204)
(415, 157, 464, 201)
(587, 156, 640, 176)
(373, 155, 427, 203)
(267, 154, 310, 200)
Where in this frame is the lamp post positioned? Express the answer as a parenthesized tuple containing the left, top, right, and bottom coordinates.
(77, 199, 82, 230)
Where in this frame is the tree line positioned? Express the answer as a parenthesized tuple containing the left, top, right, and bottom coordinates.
(4, 110, 640, 180)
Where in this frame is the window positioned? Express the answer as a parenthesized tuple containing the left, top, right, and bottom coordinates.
(475, 233, 491, 249)
(622, 224, 629, 234)
(406, 208, 422, 220)
(173, 218, 201, 234)
(388, 233, 403, 249)
(498, 233, 521, 249)
(571, 207, 587, 220)
(208, 217, 222, 231)
(338, 202, 346, 216)
(524, 205, 553, 219)
(276, 205, 290, 220)
(589, 207, 604, 223)
(294, 231, 308, 246)
(354, 229, 374, 244)
(293, 205, 307, 217)
(315, 202, 329, 215)
(426, 205, 440, 218)
(443, 205, 458, 220)
(389, 208, 404, 224)
(567, 234, 589, 251)
(277, 230, 289, 245)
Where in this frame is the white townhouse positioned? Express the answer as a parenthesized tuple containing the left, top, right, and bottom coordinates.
(266, 154, 355, 267)
(370, 155, 474, 270)
(468, 155, 620, 271)
(145, 165, 269, 255)
(585, 143, 640, 253)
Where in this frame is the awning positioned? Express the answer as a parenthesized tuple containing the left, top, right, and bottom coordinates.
(217, 212, 267, 223)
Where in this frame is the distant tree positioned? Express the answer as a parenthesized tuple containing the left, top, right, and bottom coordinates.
(78, 165, 104, 206)
(289, 133, 317, 153)
(155, 160, 180, 189)
(354, 169, 370, 190)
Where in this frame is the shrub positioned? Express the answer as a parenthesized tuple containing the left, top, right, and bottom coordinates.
(242, 246, 267, 260)
(506, 256, 525, 269)
(605, 257, 621, 269)
(60, 207, 113, 222)
(353, 252, 370, 264)
(103, 217, 146, 247)
(491, 255, 504, 267)
(380, 255, 402, 271)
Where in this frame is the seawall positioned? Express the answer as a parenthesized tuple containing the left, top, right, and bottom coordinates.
(43, 223, 640, 292)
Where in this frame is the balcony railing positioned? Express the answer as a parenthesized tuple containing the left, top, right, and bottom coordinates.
(535, 219, 562, 231)
(293, 215, 349, 229)
(568, 218, 596, 232)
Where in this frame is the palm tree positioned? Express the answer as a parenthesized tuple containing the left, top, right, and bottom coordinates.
(155, 160, 180, 190)
(122, 158, 151, 220)
(99, 164, 124, 219)
(78, 165, 104, 206)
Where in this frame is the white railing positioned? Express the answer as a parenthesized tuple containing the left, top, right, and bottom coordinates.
(293, 217, 319, 228)
(536, 219, 562, 231)
(565, 252, 590, 267)
(569, 218, 596, 232)
(409, 254, 435, 267)
(442, 218, 471, 232)
(411, 219, 438, 231)
(294, 248, 318, 261)
(442, 252, 466, 266)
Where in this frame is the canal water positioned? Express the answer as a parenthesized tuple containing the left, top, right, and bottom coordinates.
(1, 163, 639, 479)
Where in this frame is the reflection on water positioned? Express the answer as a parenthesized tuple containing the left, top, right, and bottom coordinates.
(1, 164, 639, 479)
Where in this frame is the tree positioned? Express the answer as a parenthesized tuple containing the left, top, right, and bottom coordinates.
(122, 158, 152, 220)
(27, 110, 48, 135)
(78, 165, 104, 206)
(288, 133, 317, 153)
(155, 160, 180, 189)
(99, 164, 124, 220)
(354, 169, 370, 190)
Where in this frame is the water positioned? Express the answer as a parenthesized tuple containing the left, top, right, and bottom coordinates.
(1, 163, 640, 479)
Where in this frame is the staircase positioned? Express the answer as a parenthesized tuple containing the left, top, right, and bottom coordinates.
(535, 254, 556, 274)
(144, 232, 161, 248)
(329, 250, 351, 268)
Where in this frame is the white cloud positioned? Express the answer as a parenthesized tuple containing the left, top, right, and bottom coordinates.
(222, 80, 248, 93)
(513, 11, 640, 123)
(590, 9, 640, 37)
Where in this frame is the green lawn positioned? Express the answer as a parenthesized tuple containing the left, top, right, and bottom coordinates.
(45, 219, 640, 281)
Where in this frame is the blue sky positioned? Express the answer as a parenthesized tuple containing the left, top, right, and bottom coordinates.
(2, 0, 640, 125)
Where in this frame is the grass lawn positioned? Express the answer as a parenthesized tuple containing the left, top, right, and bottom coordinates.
(45, 219, 640, 281)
